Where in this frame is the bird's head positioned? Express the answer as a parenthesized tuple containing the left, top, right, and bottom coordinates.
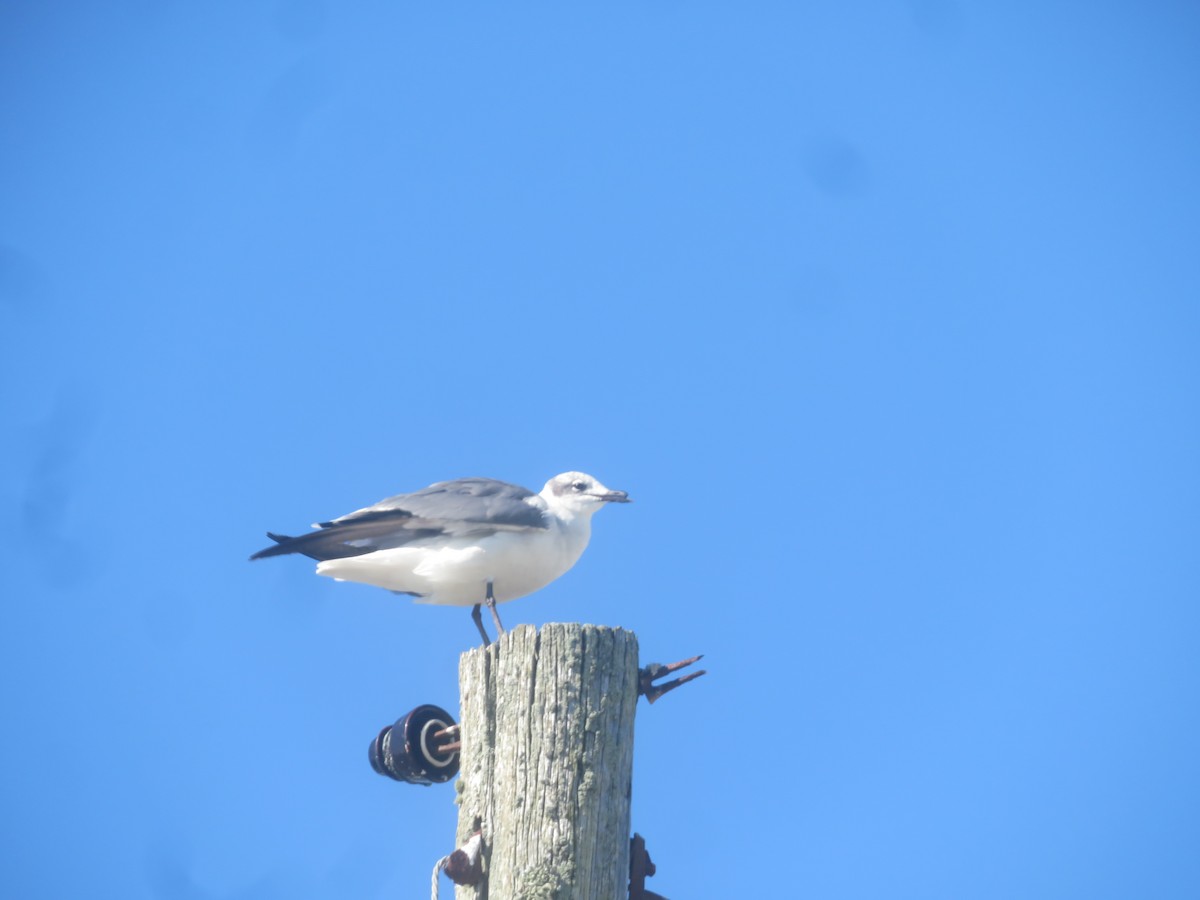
(542, 471, 631, 516)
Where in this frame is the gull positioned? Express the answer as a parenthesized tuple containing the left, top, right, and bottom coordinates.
(250, 471, 630, 643)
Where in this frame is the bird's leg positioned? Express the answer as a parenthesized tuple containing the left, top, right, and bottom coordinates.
(485, 580, 506, 636)
(470, 603, 491, 646)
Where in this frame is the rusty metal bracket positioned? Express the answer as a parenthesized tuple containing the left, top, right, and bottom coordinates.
(442, 824, 484, 887)
(629, 833, 668, 900)
(638, 655, 706, 704)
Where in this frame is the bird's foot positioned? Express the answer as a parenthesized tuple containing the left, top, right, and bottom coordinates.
(470, 603, 491, 646)
(485, 581, 506, 636)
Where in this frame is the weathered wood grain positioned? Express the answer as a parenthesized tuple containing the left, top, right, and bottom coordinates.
(455, 624, 639, 900)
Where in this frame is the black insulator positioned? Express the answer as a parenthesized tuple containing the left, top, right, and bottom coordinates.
(368, 704, 459, 785)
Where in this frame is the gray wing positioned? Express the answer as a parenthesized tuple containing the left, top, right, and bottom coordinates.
(250, 477, 548, 562)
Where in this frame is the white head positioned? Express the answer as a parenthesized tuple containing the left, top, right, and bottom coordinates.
(540, 471, 631, 518)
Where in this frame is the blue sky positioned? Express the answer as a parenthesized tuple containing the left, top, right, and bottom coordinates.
(2, 3, 1198, 898)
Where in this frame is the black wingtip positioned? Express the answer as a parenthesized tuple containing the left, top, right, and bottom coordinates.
(249, 532, 294, 561)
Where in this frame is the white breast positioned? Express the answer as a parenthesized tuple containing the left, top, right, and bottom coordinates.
(315, 516, 594, 607)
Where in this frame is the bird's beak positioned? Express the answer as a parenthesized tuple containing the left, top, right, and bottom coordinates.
(596, 490, 631, 503)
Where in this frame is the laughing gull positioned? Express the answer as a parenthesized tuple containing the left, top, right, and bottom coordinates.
(251, 472, 630, 643)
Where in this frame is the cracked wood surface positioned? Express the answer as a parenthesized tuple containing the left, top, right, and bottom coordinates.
(455, 624, 639, 900)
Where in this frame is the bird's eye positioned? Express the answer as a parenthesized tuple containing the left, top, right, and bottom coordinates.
(572, 481, 587, 491)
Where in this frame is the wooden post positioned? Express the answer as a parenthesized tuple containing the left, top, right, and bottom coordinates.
(454, 623, 640, 900)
